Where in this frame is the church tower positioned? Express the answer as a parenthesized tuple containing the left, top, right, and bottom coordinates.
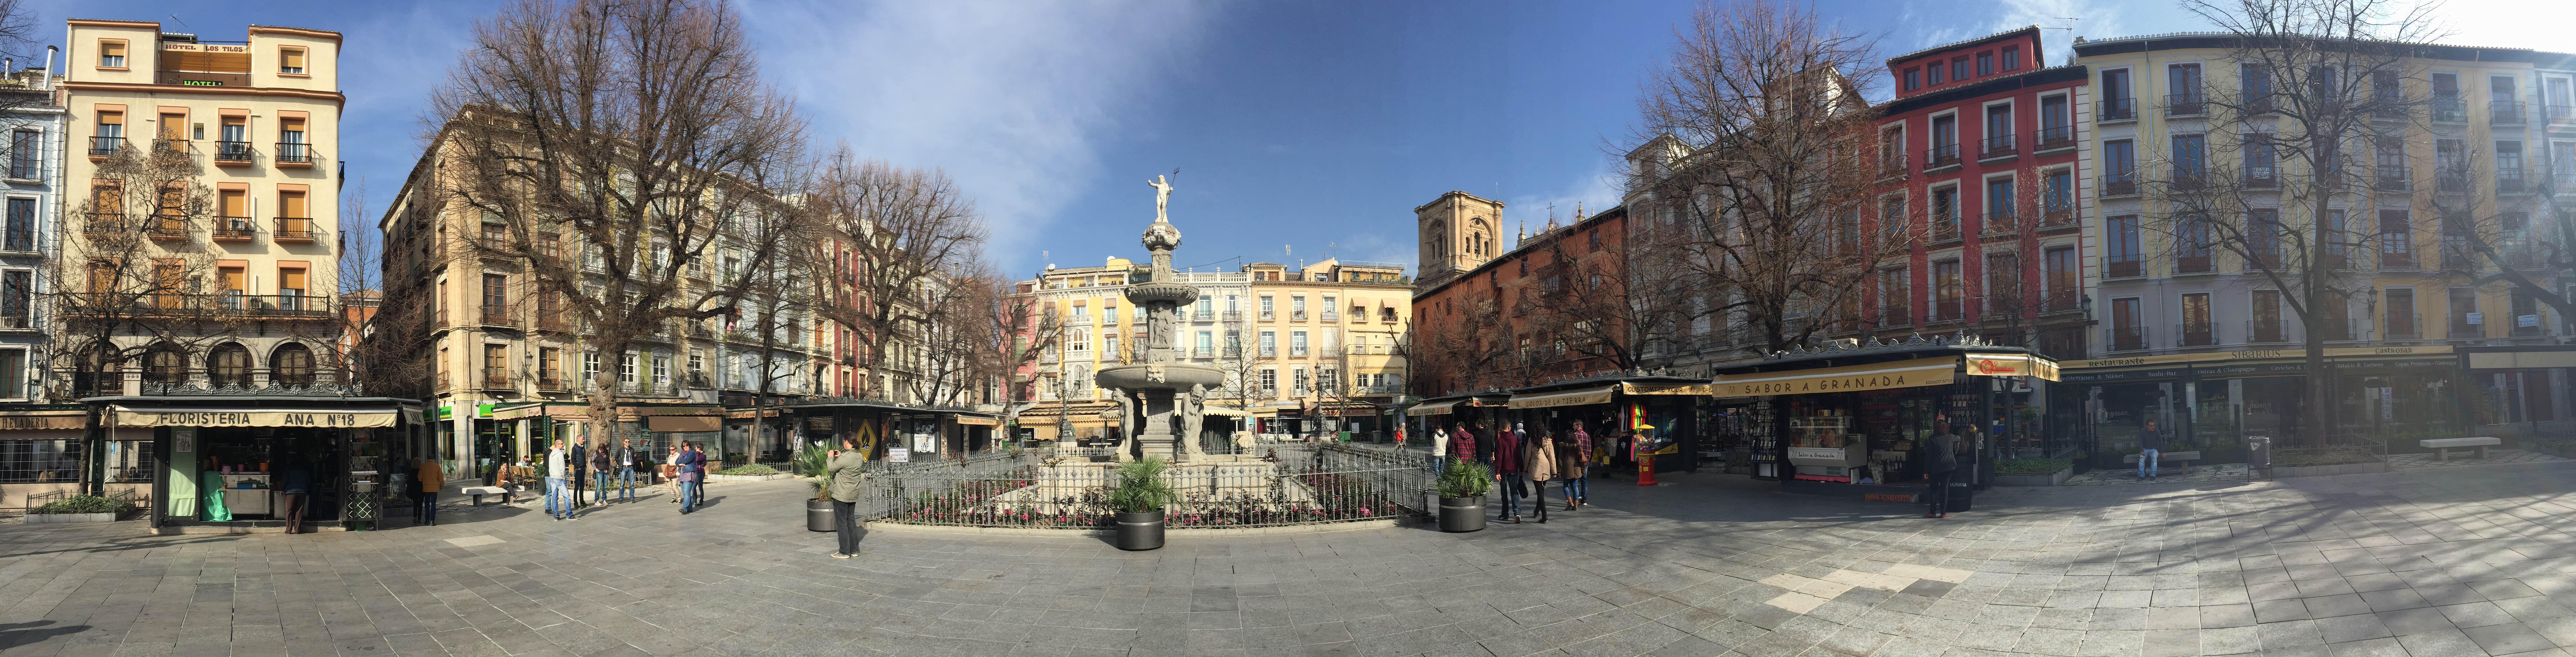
(1414, 191, 1505, 287)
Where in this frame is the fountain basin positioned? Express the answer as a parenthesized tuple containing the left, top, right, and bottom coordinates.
(1095, 363, 1227, 391)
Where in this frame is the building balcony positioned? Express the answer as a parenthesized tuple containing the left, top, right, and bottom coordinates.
(480, 304, 519, 328)
(274, 142, 314, 166)
(1929, 217, 1959, 243)
(2375, 172, 2411, 192)
(1977, 134, 2017, 160)
(2175, 254, 2214, 274)
(1979, 209, 2018, 237)
(2436, 174, 2468, 194)
(2497, 169, 2528, 194)
(2099, 98, 2137, 123)
(1877, 307, 1911, 327)
(2105, 255, 2143, 279)
(1290, 310, 1306, 322)
(2431, 97, 2467, 123)
(2384, 314, 2424, 340)
(481, 368, 512, 390)
(536, 376, 568, 391)
(1222, 310, 1244, 322)
(1258, 347, 1277, 357)
(2550, 104, 2576, 125)
(1194, 310, 1213, 321)
(152, 138, 188, 155)
(2378, 250, 2416, 271)
(274, 217, 316, 242)
(2032, 126, 2076, 153)
(2164, 93, 2207, 117)
(2492, 101, 2528, 125)
(1929, 299, 1964, 323)
(1259, 311, 1274, 321)
(2177, 323, 2216, 347)
(88, 136, 123, 157)
(2040, 204, 2075, 228)
(1923, 144, 1961, 171)
(146, 219, 188, 241)
(1878, 153, 1909, 178)
(212, 216, 256, 241)
(2106, 326, 2149, 352)
(2247, 320, 2297, 344)
(2244, 166, 2278, 189)
(535, 314, 571, 332)
(1319, 310, 1339, 322)
(2101, 173, 2139, 198)
(78, 292, 334, 319)
(2171, 171, 2208, 191)
(2449, 322, 2486, 339)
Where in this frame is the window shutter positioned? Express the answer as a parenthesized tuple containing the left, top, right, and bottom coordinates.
(281, 268, 309, 292)
(281, 191, 307, 218)
(282, 48, 305, 71)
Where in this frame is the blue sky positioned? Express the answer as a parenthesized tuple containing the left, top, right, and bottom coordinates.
(31, 0, 2574, 280)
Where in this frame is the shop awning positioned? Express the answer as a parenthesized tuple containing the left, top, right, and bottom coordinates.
(1711, 357, 1958, 397)
(0, 410, 87, 431)
(1406, 399, 1461, 416)
(647, 415, 722, 432)
(1622, 381, 1713, 395)
(1205, 406, 1253, 417)
(2470, 350, 2576, 370)
(1508, 385, 1616, 409)
(1962, 353, 2061, 381)
(110, 406, 400, 428)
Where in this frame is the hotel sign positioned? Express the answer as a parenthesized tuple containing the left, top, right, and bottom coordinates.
(161, 43, 249, 53)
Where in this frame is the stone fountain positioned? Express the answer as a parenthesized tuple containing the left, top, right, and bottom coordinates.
(1093, 175, 1228, 461)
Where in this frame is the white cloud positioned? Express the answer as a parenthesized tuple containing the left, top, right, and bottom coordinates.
(744, 1, 1218, 267)
(1500, 164, 1621, 252)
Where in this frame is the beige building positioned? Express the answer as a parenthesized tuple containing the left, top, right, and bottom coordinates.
(60, 20, 346, 393)
(1011, 256, 1412, 443)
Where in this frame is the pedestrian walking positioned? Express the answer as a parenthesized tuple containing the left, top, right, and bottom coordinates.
(413, 457, 444, 526)
(1493, 422, 1525, 523)
(1430, 426, 1449, 475)
(546, 439, 571, 520)
(1450, 422, 1477, 465)
(570, 438, 590, 509)
(2135, 419, 2164, 480)
(618, 438, 639, 502)
(278, 457, 312, 534)
(678, 442, 707, 513)
(1523, 426, 1555, 524)
(1922, 420, 1960, 519)
(826, 438, 868, 558)
(589, 438, 613, 505)
(665, 445, 683, 502)
(1562, 420, 1593, 509)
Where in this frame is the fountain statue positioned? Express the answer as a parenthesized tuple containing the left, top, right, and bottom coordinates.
(1096, 175, 1226, 460)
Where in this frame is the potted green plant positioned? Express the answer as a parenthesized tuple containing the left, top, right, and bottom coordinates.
(796, 443, 836, 532)
(27, 494, 124, 524)
(1110, 457, 1175, 550)
(1436, 459, 1491, 532)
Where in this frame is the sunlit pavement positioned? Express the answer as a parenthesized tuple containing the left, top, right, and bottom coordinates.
(8, 460, 2576, 656)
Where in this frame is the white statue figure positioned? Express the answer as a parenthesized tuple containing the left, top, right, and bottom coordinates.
(1148, 175, 1174, 223)
(1180, 384, 1207, 456)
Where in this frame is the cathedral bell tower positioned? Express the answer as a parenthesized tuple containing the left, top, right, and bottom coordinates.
(1413, 191, 1505, 287)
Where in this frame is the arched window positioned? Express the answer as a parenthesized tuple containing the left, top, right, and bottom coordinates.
(1469, 218, 1491, 256)
(209, 343, 252, 386)
(143, 344, 188, 384)
(73, 344, 119, 397)
(1426, 220, 1448, 258)
(271, 343, 315, 385)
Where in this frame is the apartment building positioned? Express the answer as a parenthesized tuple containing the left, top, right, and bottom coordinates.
(2068, 34, 2576, 444)
(0, 65, 61, 397)
(1243, 258, 1410, 438)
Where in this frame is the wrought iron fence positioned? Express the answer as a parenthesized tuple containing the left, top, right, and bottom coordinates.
(858, 443, 1431, 529)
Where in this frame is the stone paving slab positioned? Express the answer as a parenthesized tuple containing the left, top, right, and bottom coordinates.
(10, 458, 2576, 656)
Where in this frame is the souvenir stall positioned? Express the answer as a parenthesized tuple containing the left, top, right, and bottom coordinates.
(1707, 336, 2059, 499)
(1504, 375, 1714, 475)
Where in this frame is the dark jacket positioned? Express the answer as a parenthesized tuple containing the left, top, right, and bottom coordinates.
(571, 444, 589, 475)
(678, 450, 707, 482)
(1493, 428, 1522, 474)
(1924, 433, 1960, 474)
(278, 464, 312, 495)
(590, 445, 612, 472)
(2136, 427, 2164, 451)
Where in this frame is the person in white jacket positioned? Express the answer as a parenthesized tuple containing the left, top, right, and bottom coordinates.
(1431, 428, 1450, 475)
(545, 440, 571, 521)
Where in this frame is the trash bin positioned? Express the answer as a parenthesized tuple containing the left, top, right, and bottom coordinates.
(2246, 436, 2272, 470)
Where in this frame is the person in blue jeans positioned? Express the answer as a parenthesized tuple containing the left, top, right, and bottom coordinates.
(590, 439, 613, 504)
(545, 439, 572, 520)
(677, 442, 707, 513)
(2136, 419, 2165, 480)
(618, 437, 639, 501)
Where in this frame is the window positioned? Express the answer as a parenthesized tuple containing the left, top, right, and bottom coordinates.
(2101, 69, 2131, 118)
(1928, 61, 1944, 85)
(2378, 209, 2413, 269)
(2450, 288, 2481, 337)
(1259, 331, 1276, 356)
(1291, 296, 1306, 313)
(97, 40, 126, 68)
(4, 198, 29, 252)
(2498, 141, 2525, 181)
(2249, 290, 2284, 342)
(1983, 104, 2011, 154)
(1101, 333, 1117, 359)
(1977, 52, 1994, 76)
(1904, 68, 1921, 91)
(2241, 64, 2273, 112)
(1196, 331, 1213, 355)
(1260, 369, 1276, 394)
(1984, 252, 2020, 315)
(280, 46, 307, 75)
(2247, 209, 2283, 268)
(583, 352, 600, 384)
(1930, 186, 1957, 237)
(1930, 114, 1957, 162)
(2325, 210, 2351, 267)
(2385, 289, 2418, 338)
(483, 345, 510, 385)
(2172, 134, 2208, 184)
(2492, 75, 2518, 106)
(272, 344, 314, 385)
(2175, 214, 2213, 273)
(1933, 259, 1962, 321)
(2001, 46, 2021, 71)
(653, 355, 670, 385)
(2044, 247, 2076, 310)
(539, 347, 561, 384)
(1877, 268, 1910, 324)
(1293, 368, 1308, 395)
(1291, 331, 1308, 356)
(1069, 327, 1089, 352)
(2111, 298, 2143, 350)
(2039, 94, 2070, 144)
(2108, 215, 2142, 277)
(8, 130, 35, 179)
(2043, 170, 2073, 220)
(481, 274, 507, 317)
(0, 270, 23, 329)
(94, 110, 123, 154)
(619, 352, 637, 384)
(1259, 295, 1274, 319)
(278, 117, 308, 163)
(1984, 178, 2013, 227)
(1953, 57, 1970, 80)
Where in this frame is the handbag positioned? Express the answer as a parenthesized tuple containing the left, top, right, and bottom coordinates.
(1510, 478, 1529, 499)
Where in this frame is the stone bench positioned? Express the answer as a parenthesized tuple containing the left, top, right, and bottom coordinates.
(2420, 437, 2500, 461)
(460, 486, 511, 506)
(2122, 450, 2204, 475)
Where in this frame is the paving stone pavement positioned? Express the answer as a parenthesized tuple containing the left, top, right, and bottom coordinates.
(11, 459, 2576, 656)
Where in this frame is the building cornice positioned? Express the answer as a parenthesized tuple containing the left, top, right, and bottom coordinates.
(62, 80, 345, 105)
(249, 25, 343, 41)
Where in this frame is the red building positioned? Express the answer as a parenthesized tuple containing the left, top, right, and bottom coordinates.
(1407, 191, 1631, 398)
(1870, 27, 2093, 359)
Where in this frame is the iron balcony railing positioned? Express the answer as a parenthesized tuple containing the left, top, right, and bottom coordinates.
(1924, 144, 1961, 169)
(2164, 93, 2207, 117)
(1979, 209, 2017, 236)
(1878, 306, 1911, 327)
(2106, 253, 2143, 278)
(483, 368, 512, 388)
(2244, 166, 2277, 188)
(2437, 174, 2468, 193)
(275, 217, 316, 242)
(2033, 126, 2075, 151)
(2175, 252, 2214, 274)
(2431, 97, 2467, 122)
(275, 142, 314, 164)
(2099, 97, 2137, 122)
(1978, 134, 2016, 159)
(88, 136, 123, 157)
(1319, 310, 1339, 322)
(2492, 101, 2528, 125)
(480, 304, 518, 327)
(2107, 326, 2149, 352)
(1929, 298, 1964, 323)
(2247, 320, 2297, 344)
(2177, 322, 2216, 347)
(2497, 169, 2528, 194)
(2384, 313, 2423, 340)
(1879, 153, 1908, 177)
(212, 216, 256, 240)
(2375, 171, 2411, 192)
(213, 141, 254, 163)
(2101, 172, 2139, 197)
(1291, 310, 1306, 321)
(2449, 320, 2486, 339)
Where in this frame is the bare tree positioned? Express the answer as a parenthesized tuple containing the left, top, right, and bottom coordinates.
(1407, 295, 1520, 397)
(2422, 145, 2575, 332)
(1626, 0, 1896, 359)
(428, 0, 812, 449)
(809, 152, 986, 405)
(986, 279, 1060, 442)
(1515, 238, 1658, 373)
(2161, 0, 2445, 443)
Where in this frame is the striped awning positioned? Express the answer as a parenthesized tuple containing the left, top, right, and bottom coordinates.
(1507, 385, 1616, 409)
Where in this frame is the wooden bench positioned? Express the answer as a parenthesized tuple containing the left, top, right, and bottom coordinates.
(460, 486, 511, 506)
(2122, 450, 2204, 475)
(2420, 437, 2501, 461)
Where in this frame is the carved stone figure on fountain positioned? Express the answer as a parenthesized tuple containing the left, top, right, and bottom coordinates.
(1180, 384, 1206, 457)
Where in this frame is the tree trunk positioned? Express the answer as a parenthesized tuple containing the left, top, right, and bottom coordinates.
(2303, 184, 2332, 447)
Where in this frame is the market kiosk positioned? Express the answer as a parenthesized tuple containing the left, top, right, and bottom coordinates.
(1708, 335, 2058, 499)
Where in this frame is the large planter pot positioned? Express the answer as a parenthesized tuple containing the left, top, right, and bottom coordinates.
(2272, 461, 2389, 478)
(807, 499, 837, 532)
(1438, 495, 1487, 533)
(27, 512, 116, 524)
(1994, 467, 2073, 487)
(1115, 510, 1165, 551)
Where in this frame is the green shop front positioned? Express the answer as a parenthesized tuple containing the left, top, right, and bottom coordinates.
(113, 393, 420, 533)
(1707, 337, 2060, 498)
